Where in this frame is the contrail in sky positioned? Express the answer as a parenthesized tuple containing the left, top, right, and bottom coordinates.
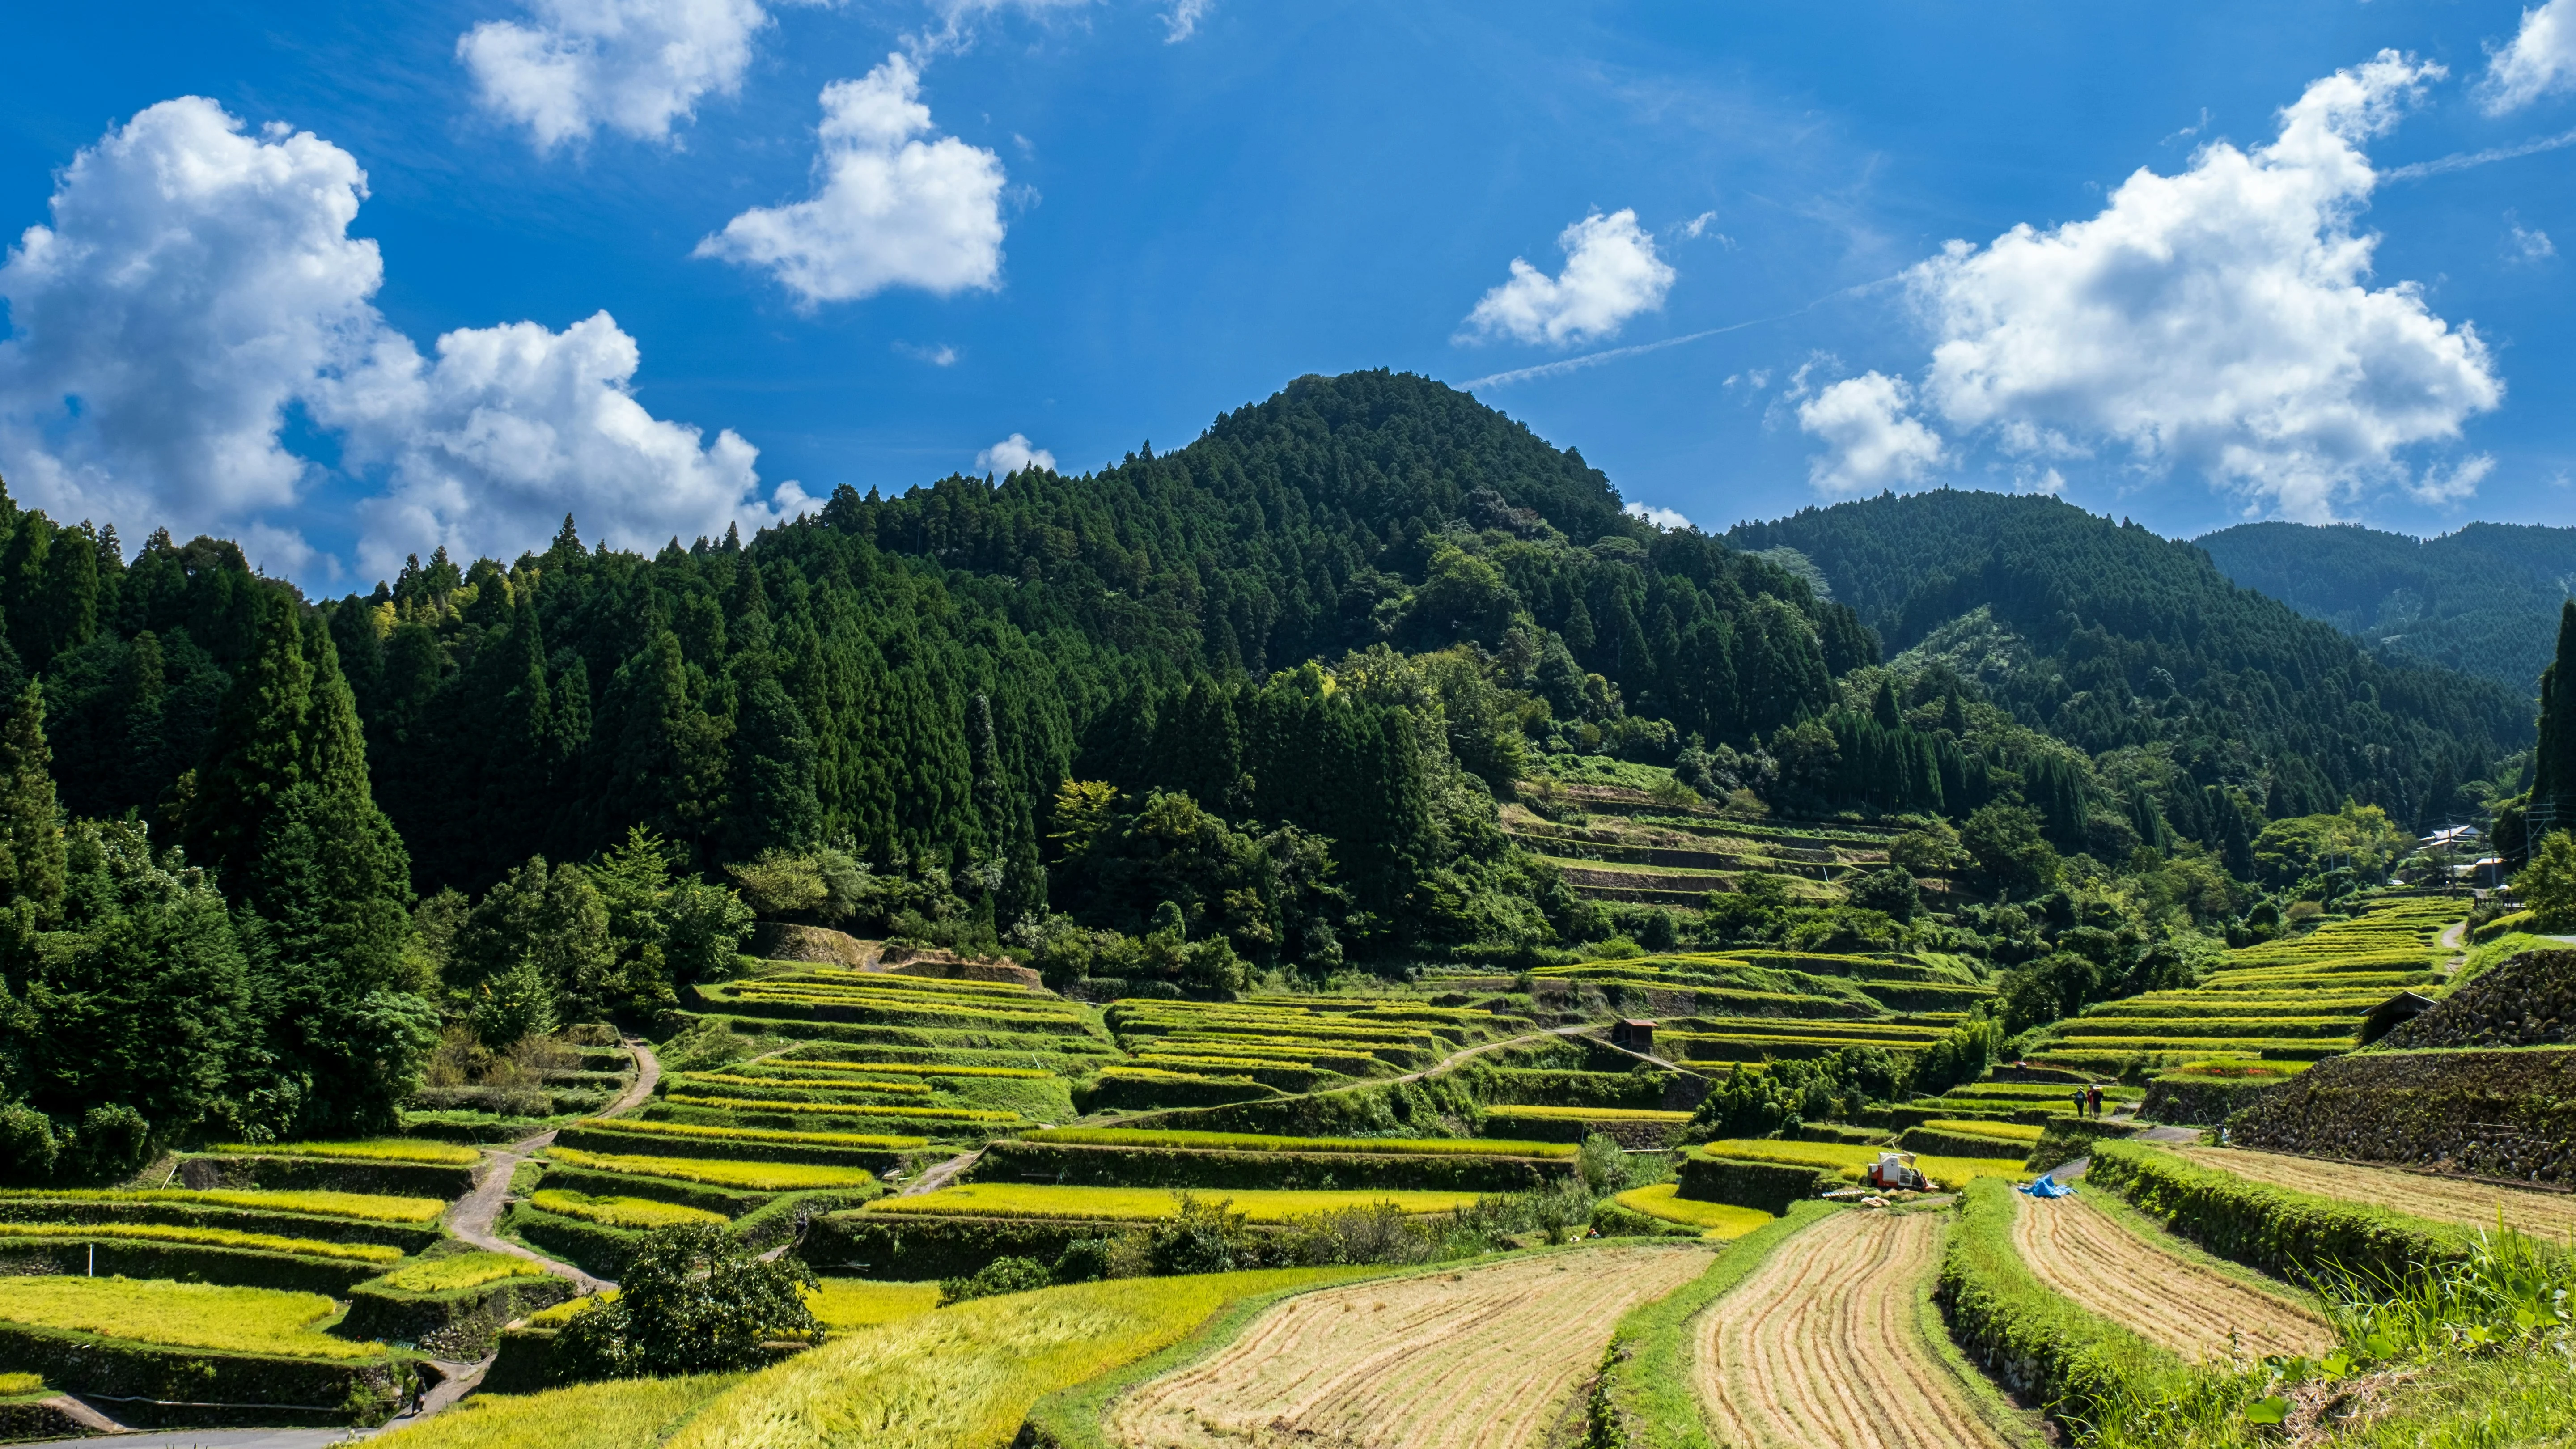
(2381, 125, 2576, 182)
(1462, 273, 1906, 390)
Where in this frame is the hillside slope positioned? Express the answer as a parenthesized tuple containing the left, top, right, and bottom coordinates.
(2197, 519, 2576, 690)
(1728, 491, 2527, 828)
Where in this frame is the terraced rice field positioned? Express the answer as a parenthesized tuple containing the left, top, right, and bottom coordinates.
(1695, 1210, 2013, 1449)
(0, 1222, 403, 1261)
(2009, 1191, 2331, 1361)
(866, 1184, 1483, 1223)
(2029, 898, 2458, 1072)
(1699, 1140, 2030, 1189)
(2176, 1146, 2576, 1240)
(0, 1276, 389, 1358)
(1614, 1185, 1772, 1237)
(1106, 1245, 1709, 1449)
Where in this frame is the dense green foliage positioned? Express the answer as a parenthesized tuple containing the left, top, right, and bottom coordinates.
(1732, 491, 2524, 834)
(0, 372, 2535, 1173)
(551, 1224, 822, 1379)
(2198, 518, 2576, 691)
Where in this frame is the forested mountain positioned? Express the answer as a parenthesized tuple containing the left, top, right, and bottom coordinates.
(1728, 491, 2528, 832)
(2197, 519, 2576, 690)
(0, 370, 2542, 1173)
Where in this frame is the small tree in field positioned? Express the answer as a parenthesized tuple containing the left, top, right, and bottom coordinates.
(2517, 830, 2576, 931)
(554, 1224, 820, 1380)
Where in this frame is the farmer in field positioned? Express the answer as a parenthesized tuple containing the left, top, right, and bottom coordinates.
(2071, 1087, 2088, 1118)
(2088, 1084, 2104, 1117)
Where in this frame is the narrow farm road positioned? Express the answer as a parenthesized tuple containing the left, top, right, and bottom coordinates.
(899, 1147, 985, 1196)
(441, 1038, 658, 1296)
(1696, 1210, 2021, 1449)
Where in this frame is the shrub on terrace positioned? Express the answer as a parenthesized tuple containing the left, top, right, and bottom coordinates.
(551, 1224, 821, 1380)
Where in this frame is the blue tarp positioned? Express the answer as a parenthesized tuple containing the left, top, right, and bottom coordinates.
(2019, 1174, 2076, 1198)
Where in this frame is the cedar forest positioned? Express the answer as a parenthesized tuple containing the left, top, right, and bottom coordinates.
(0, 371, 2534, 1179)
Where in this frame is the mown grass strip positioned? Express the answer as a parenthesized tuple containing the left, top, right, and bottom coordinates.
(1593, 1200, 1835, 1449)
(1022, 1127, 1578, 1158)
(0, 1223, 402, 1263)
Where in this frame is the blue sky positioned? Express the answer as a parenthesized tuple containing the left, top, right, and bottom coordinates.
(6, 0, 2576, 589)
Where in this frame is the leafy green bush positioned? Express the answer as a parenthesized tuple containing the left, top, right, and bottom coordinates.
(937, 1255, 1055, 1305)
(551, 1224, 821, 1380)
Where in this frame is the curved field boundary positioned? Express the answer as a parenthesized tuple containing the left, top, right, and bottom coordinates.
(1103, 1243, 1709, 1449)
(2009, 1191, 2331, 1362)
(2176, 1146, 2576, 1239)
(1695, 1209, 2019, 1449)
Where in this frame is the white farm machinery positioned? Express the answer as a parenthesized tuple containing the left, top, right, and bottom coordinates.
(1865, 1151, 1932, 1192)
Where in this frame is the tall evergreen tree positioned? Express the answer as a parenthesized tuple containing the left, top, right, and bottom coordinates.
(0, 685, 65, 928)
(2531, 599, 2576, 828)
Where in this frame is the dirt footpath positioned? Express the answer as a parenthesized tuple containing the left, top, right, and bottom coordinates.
(1106, 1244, 1708, 1449)
(1695, 1210, 2012, 1449)
(2012, 1191, 2332, 1361)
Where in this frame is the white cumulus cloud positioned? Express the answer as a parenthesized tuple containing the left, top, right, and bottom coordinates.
(459, 0, 821, 151)
(2486, 0, 2576, 112)
(695, 54, 1008, 305)
(0, 98, 382, 561)
(0, 96, 797, 580)
(974, 432, 1055, 475)
(1623, 501, 1693, 530)
(1459, 209, 1675, 348)
(1796, 372, 1945, 496)
(1908, 51, 2500, 521)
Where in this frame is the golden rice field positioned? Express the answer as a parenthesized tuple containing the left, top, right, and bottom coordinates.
(1701, 1140, 2030, 1190)
(1614, 1184, 1773, 1238)
(0, 1373, 46, 1396)
(530, 1190, 730, 1229)
(368, 1252, 552, 1294)
(524, 1292, 611, 1327)
(2, 1186, 448, 1223)
(679, 1072, 933, 1096)
(660, 1094, 1016, 1122)
(212, 1138, 483, 1165)
(547, 1147, 877, 1192)
(1922, 1119, 2043, 1143)
(0, 1222, 403, 1262)
(571, 1118, 928, 1151)
(660, 1268, 1378, 1449)
(864, 1185, 1484, 1223)
(1022, 1128, 1577, 1158)
(1107, 1246, 1710, 1449)
(0, 1276, 388, 1359)
(806, 1280, 942, 1332)
(787, 1060, 1052, 1079)
(370, 1373, 746, 1449)
(1483, 1105, 1695, 1123)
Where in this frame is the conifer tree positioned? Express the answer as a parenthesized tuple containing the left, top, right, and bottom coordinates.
(2531, 599, 2576, 826)
(0, 684, 65, 927)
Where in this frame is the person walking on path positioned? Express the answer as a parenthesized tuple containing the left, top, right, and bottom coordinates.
(2087, 1084, 2103, 1117)
(2071, 1087, 2089, 1119)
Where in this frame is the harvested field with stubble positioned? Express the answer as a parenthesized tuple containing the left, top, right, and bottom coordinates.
(2177, 1146, 2576, 1239)
(2009, 1191, 2331, 1361)
(1695, 1210, 2016, 1449)
(1106, 1245, 1710, 1449)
